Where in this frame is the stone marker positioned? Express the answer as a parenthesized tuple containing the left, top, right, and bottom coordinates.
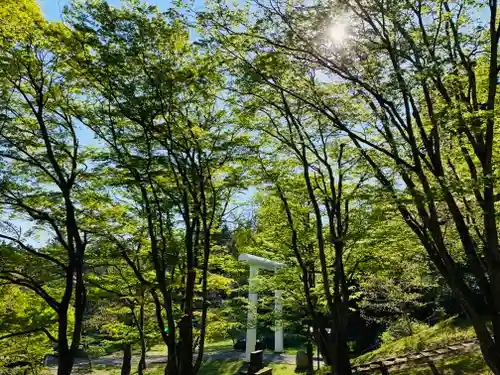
(240, 350, 272, 375)
(249, 350, 264, 373)
(296, 350, 309, 372)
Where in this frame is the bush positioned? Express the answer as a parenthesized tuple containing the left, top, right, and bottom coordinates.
(380, 317, 429, 345)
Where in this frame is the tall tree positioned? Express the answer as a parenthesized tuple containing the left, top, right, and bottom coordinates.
(65, 2, 247, 374)
(0, 1, 93, 373)
(85, 234, 157, 375)
(234, 71, 371, 372)
(202, 0, 500, 373)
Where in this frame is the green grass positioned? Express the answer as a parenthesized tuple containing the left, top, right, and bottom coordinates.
(148, 339, 233, 356)
(267, 362, 296, 375)
(351, 317, 491, 375)
(353, 317, 476, 365)
(69, 359, 295, 375)
(281, 344, 306, 356)
(196, 360, 296, 375)
(204, 339, 234, 353)
(197, 359, 245, 375)
(393, 352, 490, 375)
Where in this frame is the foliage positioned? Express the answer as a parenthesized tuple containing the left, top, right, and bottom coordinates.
(200, 0, 500, 372)
(0, 0, 94, 372)
(2, 1, 500, 375)
(353, 317, 476, 364)
(0, 285, 55, 374)
(379, 318, 430, 345)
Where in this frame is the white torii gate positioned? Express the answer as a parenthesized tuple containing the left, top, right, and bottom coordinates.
(238, 253, 284, 361)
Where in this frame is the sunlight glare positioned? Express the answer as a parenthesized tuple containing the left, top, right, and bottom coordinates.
(328, 22, 347, 45)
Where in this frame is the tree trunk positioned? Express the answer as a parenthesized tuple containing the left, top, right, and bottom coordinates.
(57, 353, 74, 375)
(378, 364, 390, 375)
(121, 343, 132, 375)
(57, 308, 74, 375)
(193, 225, 211, 375)
(476, 335, 500, 375)
(314, 325, 333, 366)
(166, 342, 178, 375)
(331, 338, 352, 375)
(179, 313, 193, 375)
(330, 241, 351, 375)
(138, 303, 147, 375)
(179, 211, 196, 375)
(306, 341, 314, 375)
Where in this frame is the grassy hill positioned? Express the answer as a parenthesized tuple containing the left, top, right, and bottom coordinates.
(352, 317, 490, 375)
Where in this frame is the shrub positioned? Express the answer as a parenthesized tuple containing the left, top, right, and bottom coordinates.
(380, 317, 429, 345)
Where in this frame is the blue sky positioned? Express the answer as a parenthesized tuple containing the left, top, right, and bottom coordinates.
(39, 0, 206, 21)
(40, 0, 169, 20)
(33, 0, 255, 234)
(39, 0, 205, 149)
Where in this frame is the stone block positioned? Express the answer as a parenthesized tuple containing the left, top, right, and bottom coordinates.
(249, 350, 264, 373)
(295, 350, 309, 372)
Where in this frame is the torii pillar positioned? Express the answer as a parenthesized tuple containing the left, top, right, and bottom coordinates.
(238, 254, 284, 361)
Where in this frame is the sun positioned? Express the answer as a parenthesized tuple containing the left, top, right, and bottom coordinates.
(328, 22, 347, 45)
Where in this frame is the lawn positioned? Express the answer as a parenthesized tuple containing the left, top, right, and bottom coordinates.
(195, 360, 296, 375)
(65, 359, 296, 375)
(148, 339, 234, 356)
(204, 339, 234, 353)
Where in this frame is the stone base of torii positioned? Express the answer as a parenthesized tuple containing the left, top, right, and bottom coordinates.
(238, 254, 284, 362)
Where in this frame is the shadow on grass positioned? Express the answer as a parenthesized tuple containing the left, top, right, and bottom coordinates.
(198, 359, 246, 375)
(67, 357, 296, 375)
(443, 353, 489, 375)
(394, 352, 489, 375)
(198, 359, 296, 375)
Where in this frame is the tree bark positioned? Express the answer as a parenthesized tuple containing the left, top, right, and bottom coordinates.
(57, 301, 74, 375)
(306, 341, 314, 375)
(121, 343, 132, 375)
(378, 364, 390, 375)
(331, 338, 352, 375)
(331, 243, 352, 375)
(57, 352, 74, 375)
(179, 313, 194, 375)
(138, 303, 147, 375)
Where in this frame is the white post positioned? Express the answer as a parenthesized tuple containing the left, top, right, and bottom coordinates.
(246, 265, 258, 361)
(274, 289, 284, 353)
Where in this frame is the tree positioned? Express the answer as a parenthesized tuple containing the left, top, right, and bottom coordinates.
(0, 284, 57, 375)
(202, 0, 500, 373)
(64, 2, 247, 374)
(230, 71, 369, 372)
(0, 2, 94, 373)
(85, 234, 159, 375)
(349, 198, 437, 326)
